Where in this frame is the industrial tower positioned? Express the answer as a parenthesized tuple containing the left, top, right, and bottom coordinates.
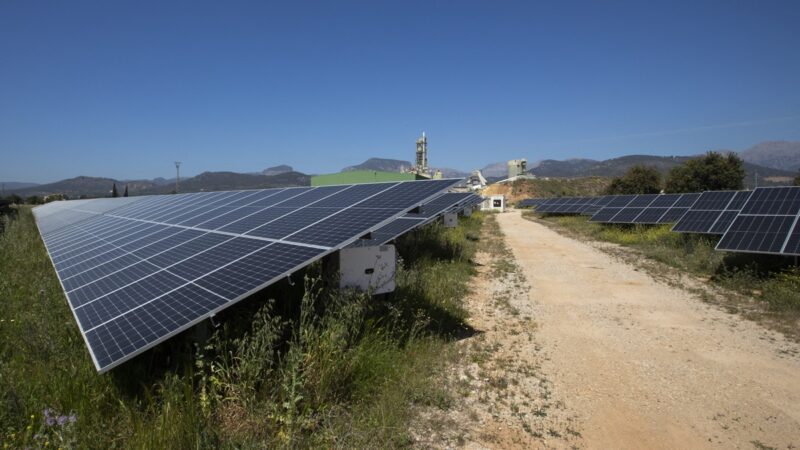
(415, 132, 428, 176)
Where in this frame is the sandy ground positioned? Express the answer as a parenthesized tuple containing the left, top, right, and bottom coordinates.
(501, 209, 800, 449)
(416, 210, 800, 449)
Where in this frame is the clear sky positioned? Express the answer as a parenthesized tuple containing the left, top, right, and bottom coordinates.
(2, 0, 799, 183)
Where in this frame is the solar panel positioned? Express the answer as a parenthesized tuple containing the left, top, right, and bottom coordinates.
(717, 186, 800, 255)
(348, 192, 480, 247)
(34, 179, 460, 372)
(673, 191, 750, 234)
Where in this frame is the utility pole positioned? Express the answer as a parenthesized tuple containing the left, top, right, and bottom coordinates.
(174, 161, 182, 194)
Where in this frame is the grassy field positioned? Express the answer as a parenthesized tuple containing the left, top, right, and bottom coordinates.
(0, 207, 483, 449)
(525, 213, 800, 324)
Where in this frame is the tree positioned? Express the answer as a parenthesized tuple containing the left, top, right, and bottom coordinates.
(123, 185, 129, 197)
(794, 170, 800, 187)
(111, 183, 118, 198)
(664, 151, 745, 193)
(25, 195, 43, 205)
(605, 165, 661, 195)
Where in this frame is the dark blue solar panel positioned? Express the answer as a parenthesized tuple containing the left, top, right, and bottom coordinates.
(590, 208, 623, 222)
(167, 237, 269, 281)
(145, 233, 232, 269)
(727, 190, 752, 210)
(606, 195, 636, 207)
(691, 191, 737, 210)
(627, 195, 658, 207)
(278, 185, 350, 207)
(195, 243, 325, 299)
(85, 283, 227, 370)
(659, 207, 689, 223)
(357, 179, 458, 209)
(709, 211, 740, 234)
(783, 222, 800, 256)
(740, 187, 800, 215)
(245, 207, 340, 239)
(75, 270, 187, 330)
(634, 208, 668, 224)
(289, 207, 399, 247)
(61, 254, 146, 292)
(128, 229, 207, 260)
(672, 210, 723, 233)
(649, 194, 681, 208)
(67, 261, 163, 308)
(216, 207, 298, 234)
(674, 193, 701, 208)
(609, 208, 646, 223)
(716, 215, 796, 254)
(311, 183, 399, 207)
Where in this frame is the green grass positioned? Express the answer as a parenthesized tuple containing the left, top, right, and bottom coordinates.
(526, 213, 800, 314)
(0, 207, 483, 449)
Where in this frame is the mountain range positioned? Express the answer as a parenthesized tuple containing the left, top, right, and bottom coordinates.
(4, 140, 798, 198)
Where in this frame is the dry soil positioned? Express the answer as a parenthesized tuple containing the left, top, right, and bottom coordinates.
(417, 210, 800, 449)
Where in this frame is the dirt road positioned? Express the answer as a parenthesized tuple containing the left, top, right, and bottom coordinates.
(495, 210, 800, 449)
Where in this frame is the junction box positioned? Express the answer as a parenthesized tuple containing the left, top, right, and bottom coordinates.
(338, 244, 396, 295)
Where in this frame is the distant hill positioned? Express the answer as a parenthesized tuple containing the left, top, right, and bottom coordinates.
(262, 165, 294, 176)
(143, 171, 310, 194)
(11, 171, 311, 198)
(343, 158, 412, 173)
(738, 141, 800, 172)
(437, 167, 469, 178)
(528, 154, 796, 186)
(1, 181, 39, 190)
(480, 162, 508, 178)
(10, 176, 157, 198)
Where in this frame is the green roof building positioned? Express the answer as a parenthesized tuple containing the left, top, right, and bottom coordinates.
(311, 170, 420, 186)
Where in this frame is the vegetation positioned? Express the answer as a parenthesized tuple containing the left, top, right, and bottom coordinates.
(605, 165, 661, 195)
(795, 170, 800, 186)
(111, 183, 119, 198)
(525, 213, 800, 322)
(0, 207, 483, 448)
(123, 185, 129, 197)
(504, 177, 611, 201)
(664, 151, 745, 193)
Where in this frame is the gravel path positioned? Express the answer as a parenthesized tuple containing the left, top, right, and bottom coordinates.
(498, 210, 800, 449)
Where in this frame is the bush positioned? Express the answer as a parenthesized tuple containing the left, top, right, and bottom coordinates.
(605, 165, 661, 195)
(664, 151, 745, 193)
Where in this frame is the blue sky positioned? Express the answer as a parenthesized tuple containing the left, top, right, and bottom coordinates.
(1, 1, 799, 183)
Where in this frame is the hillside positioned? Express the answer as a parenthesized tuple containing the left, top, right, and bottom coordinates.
(146, 171, 310, 193)
(11, 171, 310, 198)
(343, 157, 413, 172)
(10, 176, 158, 198)
(0, 182, 39, 190)
(738, 141, 800, 172)
(262, 164, 294, 176)
(485, 177, 612, 203)
(529, 154, 795, 186)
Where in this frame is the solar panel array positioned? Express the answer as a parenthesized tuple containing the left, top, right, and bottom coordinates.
(672, 190, 753, 234)
(520, 187, 800, 257)
(588, 193, 700, 224)
(33, 179, 459, 373)
(348, 192, 482, 247)
(716, 187, 800, 255)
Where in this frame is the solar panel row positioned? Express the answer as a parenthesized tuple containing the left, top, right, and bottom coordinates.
(672, 190, 752, 234)
(34, 179, 460, 372)
(349, 192, 482, 247)
(588, 193, 701, 224)
(716, 186, 800, 256)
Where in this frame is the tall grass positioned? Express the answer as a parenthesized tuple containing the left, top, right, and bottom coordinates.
(530, 213, 800, 313)
(0, 207, 483, 448)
